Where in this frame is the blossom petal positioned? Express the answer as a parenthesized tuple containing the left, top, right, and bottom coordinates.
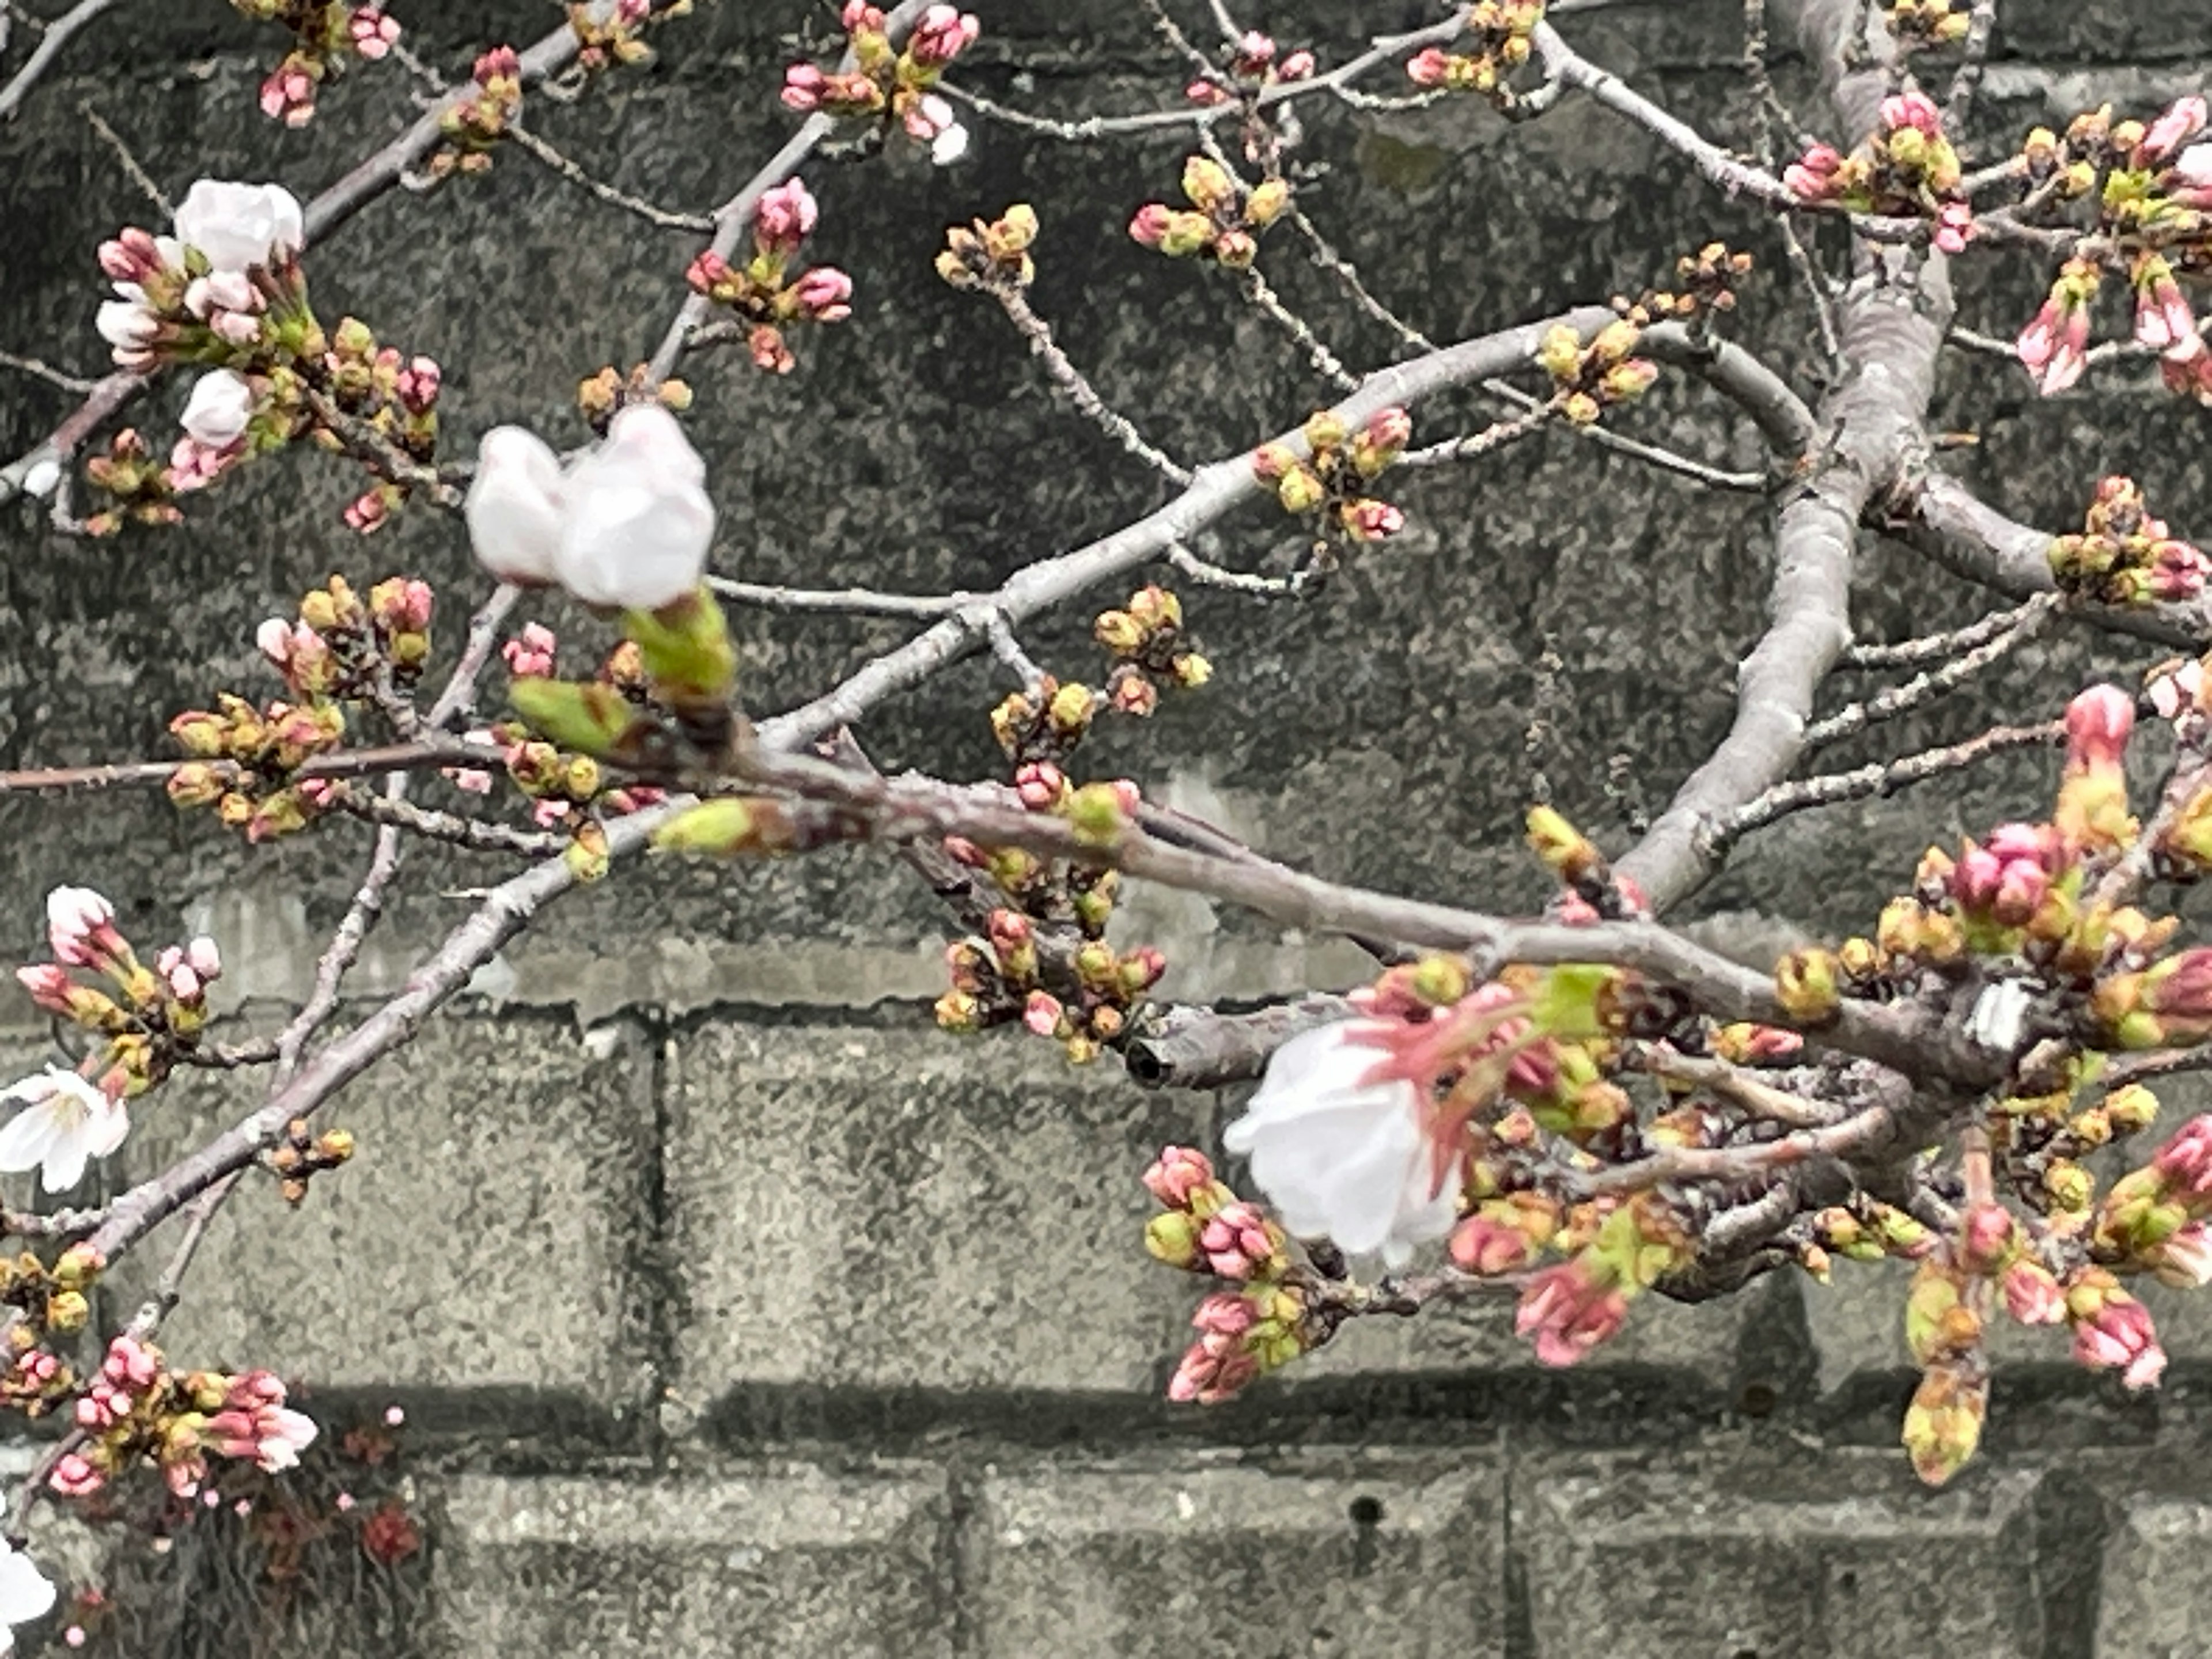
(0, 1104, 60, 1176)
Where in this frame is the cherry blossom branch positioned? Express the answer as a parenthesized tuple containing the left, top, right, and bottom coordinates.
(984, 283, 1194, 485)
(0, 0, 128, 123)
(1700, 717, 2062, 854)
(1618, 267, 1949, 912)
(0, 346, 97, 394)
(502, 122, 718, 232)
(0, 738, 501, 799)
(1630, 1048, 1843, 1128)
(1573, 1102, 1897, 1200)
(1887, 469, 2212, 649)
(1804, 590, 2059, 749)
(705, 576, 973, 618)
(647, 0, 936, 385)
(0, 2, 652, 506)
(1844, 596, 2052, 668)
(332, 790, 567, 858)
(1126, 997, 1357, 1088)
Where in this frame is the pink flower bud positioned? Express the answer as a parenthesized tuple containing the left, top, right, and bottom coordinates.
(754, 178, 819, 257)
(475, 45, 520, 85)
(906, 5, 980, 66)
(1184, 78, 1230, 105)
(1342, 499, 1404, 541)
(1190, 1291, 1256, 1338)
(1198, 1200, 1279, 1279)
(49, 1454, 103, 1498)
(1128, 203, 1175, 248)
(349, 6, 401, 59)
(2002, 1260, 2066, 1324)
(2153, 1111, 2212, 1197)
(1515, 1258, 1631, 1368)
(259, 63, 317, 127)
(1783, 143, 1844, 200)
(794, 266, 853, 322)
(1013, 761, 1065, 810)
(2142, 95, 2207, 164)
(1933, 200, 1974, 255)
(1021, 990, 1063, 1037)
(1166, 1334, 1259, 1403)
(782, 64, 828, 111)
(1959, 1203, 2014, 1271)
(2065, 684, 2135, 774)
(16, 964, 75, 1015)
(1279, 50, 1315, 80)
(395, 355, 441, 414)
(186, 935, 222, 979)
(2071, 1289, 2165, 1389)
(1142, 1145, 1215, 1209)
(1406, 47, 1452, 88)
(1450, 1212, 1537, 1276)
(1880, 90, 1942, 135)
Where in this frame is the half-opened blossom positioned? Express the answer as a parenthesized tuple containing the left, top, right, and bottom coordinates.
(2017, 263, 2099, 396)
(555, 404, 715, 611)
(2071, 1286, 2165, 1389)
(1222, 1020, 1459, 1267)
(0, 1538, 55, 1653)
(2134, 255, 2199, 355)
(464, 426, 566, 586)
(0, 1067, 128, 1194)
(46, 885, 122, 968)
(172, 180, 304, 273)
(906, 5, 980, 66)
(181, 370, 254, 449)
(2141, 95, 2207, 165)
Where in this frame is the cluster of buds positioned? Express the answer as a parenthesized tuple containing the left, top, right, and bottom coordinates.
(306, 317, 446, 531)
(2048, 474, 2210, 607)
(1252, 408, 1410, 560)
(577, 362, 694, 435)
(782, 3, 979, 165)
(95, 181, 315, 374)
(431, 46, 525, 175)
(934, 654, 1177, 1055)
(1785, 90, 1972, 252)
(79, 428, 181, 536)
(231, 1, 400, 126)
(1092, 585, 1210, 716)
(255, 573, 434, 703)
(570, 0, 674, 73)
(686, 179, 853, 374)
(1771, 688, 2155, 1034)
(1884, 0, 1972, 47)
(1184, 29, 1315, 107)
(18, 889, 222, 1101)
(935, 908, 1165, 1062)
(166, 694, 347, 841)
(1404, 1, 1544, 108)
(1534, 319, 1660, 426)
(49, 1335, 318, 1502)
(268, 1116, 357, 1206)
(1140, 1147, 1313, 1403)
(1899, 1255, 1991, 1485)
(1128, 154, 1290, 269)
(1660, 242, 1756, 324)
(934, 203, 1039, 292)
(2009, 98, 2212, 398)
(2090, 1112, 2212, 1285)
(1525, 805, 1651, 925)
(1512, 1199, 1689, 1367)
(0, 1250, 103, 1415)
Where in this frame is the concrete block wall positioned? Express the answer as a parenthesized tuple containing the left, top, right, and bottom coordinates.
(9, 0, 2212, 1652)
(2, 1002, 2203, 1657)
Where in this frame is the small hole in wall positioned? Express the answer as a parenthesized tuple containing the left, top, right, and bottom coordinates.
(1347, 1495, 1384, 1527)
(1737, 1381, 1778, 1418)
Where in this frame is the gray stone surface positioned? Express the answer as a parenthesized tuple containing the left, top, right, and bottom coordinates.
(664, 1020, 1199, 1401)
(1516, 1450, 2044, 1658)
(971, 1455, 1506, 1658)
(102, 1012, 660, 1406)
(431, 1465, 956, 1658)
(2094, 1493, 2212, 1659)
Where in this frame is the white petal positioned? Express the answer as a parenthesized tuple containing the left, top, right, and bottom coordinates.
(464, 427, 566, 585)
(931, 122, 969, 165)
(86, 1097, 130, 1160)
(181, 369, 254, 448)
(603, 403, 706, 490)
(38, 1124, 92, 1195)
(0, 1548, 54, 1625)
(0, 1103, 62, 1176)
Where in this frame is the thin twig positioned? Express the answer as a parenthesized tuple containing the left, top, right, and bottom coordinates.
(1164, 541, 1307, 597)
(1805, 591, 2058, 749)
(1844, 597, 2050, 668)
(504, 122, 718, 231)
(706, 577, 972, 618)
(1702, 718, 2062, 854)
(987, 284, 1194, 485)
(0, 348, 97, 395)
(76, 99, 167, 214)
(0, 0, 128, 122)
